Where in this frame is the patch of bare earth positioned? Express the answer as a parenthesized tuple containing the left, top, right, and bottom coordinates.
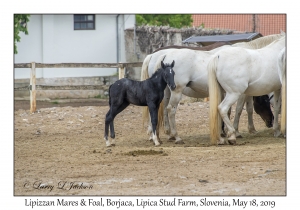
(14, 100, 286, 196)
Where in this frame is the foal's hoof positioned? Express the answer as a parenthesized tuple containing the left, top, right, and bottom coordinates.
(236, 134, 243, 138)
(228, 140, 236, 145)
(175, 139, 185, 144)
(221, 133, 226, 137)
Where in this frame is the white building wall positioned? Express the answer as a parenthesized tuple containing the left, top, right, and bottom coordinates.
(14, 14, 135, 79)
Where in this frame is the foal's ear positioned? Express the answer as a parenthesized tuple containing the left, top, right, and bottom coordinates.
(171, 60, 175, 68)
(161, 61, 165, 69)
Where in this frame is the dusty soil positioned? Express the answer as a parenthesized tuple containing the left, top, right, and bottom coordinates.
(14, 99, 286, 196)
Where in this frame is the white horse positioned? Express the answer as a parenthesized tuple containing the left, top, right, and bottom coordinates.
(208, 35, 286, 145)
(141, 33, 285, 144)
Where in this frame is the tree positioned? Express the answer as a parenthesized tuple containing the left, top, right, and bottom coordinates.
(14, 14, 30, 54)
(136, 14, 193, 28)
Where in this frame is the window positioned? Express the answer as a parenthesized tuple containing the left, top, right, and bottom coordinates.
(74, 14, 95, 30)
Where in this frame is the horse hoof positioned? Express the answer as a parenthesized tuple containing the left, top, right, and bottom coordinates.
(249, 130, 258, 134)
(228, 140, 236, 145)
(218, 137, 225, 145)
(274, 130, 281, 137)
(164, 129, 170, 135)
(236, 135, 243, 138)
(168, 136, 176, 141)
(175, 140, 185, 144)
(221, 133, 226, 137)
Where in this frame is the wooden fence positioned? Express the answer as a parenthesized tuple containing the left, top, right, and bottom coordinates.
(14, 62, 143, 113)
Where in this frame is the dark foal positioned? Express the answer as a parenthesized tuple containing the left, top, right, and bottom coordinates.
(104, 60, 176, 147)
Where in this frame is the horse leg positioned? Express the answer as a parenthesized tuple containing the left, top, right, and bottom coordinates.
(167, 90, 184, 144)
(104, 108, 112, 146)
(222, 107, 231, 137)
(245, 96, 257, 134)
(104, 101, 129, 147)
(163, 87, 171, 135)
(218, 93, 241, 145)
(272, 89, 281, 137)
(148, 103, 161, 146)
(233, 94, 246, 138)
(147, 89, 170, 141)
(147, 113, 153, 141)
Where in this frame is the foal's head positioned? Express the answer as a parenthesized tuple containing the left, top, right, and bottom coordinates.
(253, 95, 274, 128)
(161, 60, 176, 90)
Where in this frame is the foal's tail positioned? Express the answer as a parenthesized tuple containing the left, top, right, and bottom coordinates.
(141, 54, 164, 130)
(279, 48, 286, 136)
(207, 55, 223, 145)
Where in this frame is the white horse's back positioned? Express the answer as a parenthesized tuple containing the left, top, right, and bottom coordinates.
(213, 37, 285, 96)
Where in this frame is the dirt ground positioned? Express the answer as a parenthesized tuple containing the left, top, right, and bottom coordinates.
(14, 99, 286, 196)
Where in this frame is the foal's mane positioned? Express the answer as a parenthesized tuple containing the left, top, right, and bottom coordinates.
(233, 33, 284, 49)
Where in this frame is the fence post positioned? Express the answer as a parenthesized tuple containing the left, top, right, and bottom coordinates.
(30, 62, 36, 113)
(119, 64, 125, 79)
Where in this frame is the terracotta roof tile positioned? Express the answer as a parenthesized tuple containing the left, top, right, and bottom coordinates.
(192, 14, 286, 36)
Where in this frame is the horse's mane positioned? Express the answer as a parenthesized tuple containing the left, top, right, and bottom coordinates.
(232, 33, 284, 49)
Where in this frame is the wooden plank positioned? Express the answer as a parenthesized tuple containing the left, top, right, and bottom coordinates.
(14, 62, 143, 68)
(14, 85, 111, 91)
(119, 67, 125, 79)
(30, 62, 36, 113)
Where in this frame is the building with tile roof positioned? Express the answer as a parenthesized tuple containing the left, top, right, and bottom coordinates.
(192, 14, 286, 36)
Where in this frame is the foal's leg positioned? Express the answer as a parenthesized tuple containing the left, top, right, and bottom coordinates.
(104, 108, 112, 145)
(104, 101, 129, 147)
(272, 89, 281, 137)
(163, 87, 171, 135)
(218, 93, 241, 145)
(148, 103, 161, 146)
(167, 90, 184, 144)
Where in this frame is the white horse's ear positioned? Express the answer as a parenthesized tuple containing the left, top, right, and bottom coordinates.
(171, 60, 175, 68)
(280, 30, 286, 35)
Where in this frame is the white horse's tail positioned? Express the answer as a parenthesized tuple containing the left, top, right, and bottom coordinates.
(207, 55, 223, 145)
(141, 55, 152, 127)
(141, 55, 164, 130)
(279, 48, 286, 136)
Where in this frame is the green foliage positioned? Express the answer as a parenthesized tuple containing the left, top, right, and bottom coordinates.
(136, 14, 193, 28)
(14, 14, 30, 54)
